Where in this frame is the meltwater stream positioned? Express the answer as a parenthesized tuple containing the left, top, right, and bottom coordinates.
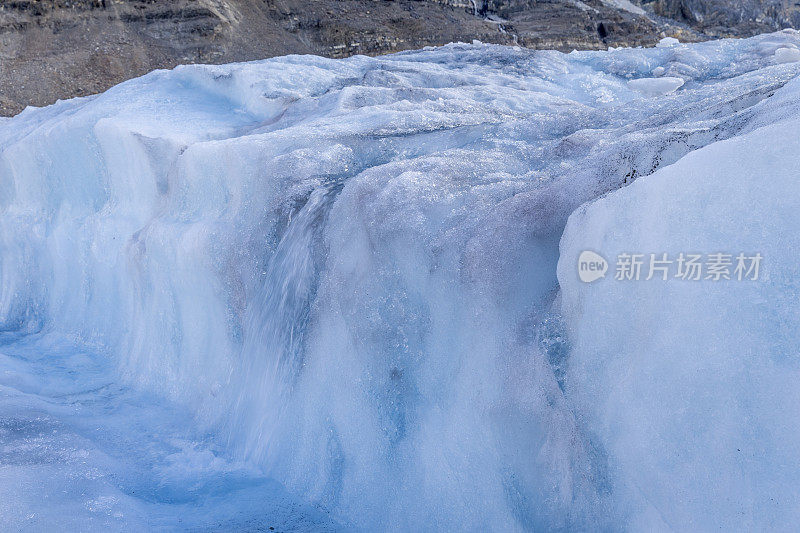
(3, 32, 800, 530)
(228, 185, 337, 464)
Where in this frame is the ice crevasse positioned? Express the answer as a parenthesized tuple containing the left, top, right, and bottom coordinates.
(2, 31, 800, 530)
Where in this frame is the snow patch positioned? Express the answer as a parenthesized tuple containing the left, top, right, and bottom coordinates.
(602, 0, 646, 16)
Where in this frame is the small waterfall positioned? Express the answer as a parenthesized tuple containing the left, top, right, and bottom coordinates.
(227, 184, 336, 464)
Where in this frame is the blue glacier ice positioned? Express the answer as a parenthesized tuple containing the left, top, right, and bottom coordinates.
(2, 31, 800, 530)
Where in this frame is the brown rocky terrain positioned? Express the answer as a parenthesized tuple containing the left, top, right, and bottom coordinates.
(0, 0, 796, 116)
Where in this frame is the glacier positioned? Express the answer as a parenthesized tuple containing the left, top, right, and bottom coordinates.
(2, 31, 800, 531)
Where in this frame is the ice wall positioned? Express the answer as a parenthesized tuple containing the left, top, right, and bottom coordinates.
(558, 85, 800, 530)
(3, 32, 800, 529)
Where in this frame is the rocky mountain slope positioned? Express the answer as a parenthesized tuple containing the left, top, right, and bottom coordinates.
(0, 0, 797, 115)
(648, 0, 800, 36)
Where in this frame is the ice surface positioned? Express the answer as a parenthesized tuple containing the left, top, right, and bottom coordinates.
(0, 334, 339, 532)
(2, 31, 800, 530)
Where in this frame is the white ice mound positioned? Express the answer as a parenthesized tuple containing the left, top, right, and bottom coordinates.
(656, 36, 681, 48)
(775, 46, 800, 63)
(627, 76, 684, 96)
(3, 31, 800, 530)
(558, 79, 800, 531)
